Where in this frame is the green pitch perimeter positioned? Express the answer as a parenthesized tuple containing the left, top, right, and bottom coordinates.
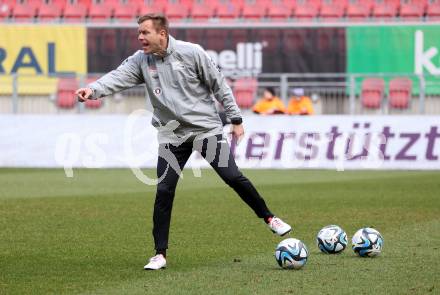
(1, 169, 439, 295)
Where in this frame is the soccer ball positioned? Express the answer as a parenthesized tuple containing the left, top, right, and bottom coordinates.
(275, 238, 308, 270)
(316, 225, 348, 254)
(352, 227, 384, 257)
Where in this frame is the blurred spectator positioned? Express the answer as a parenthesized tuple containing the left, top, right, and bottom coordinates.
(287, 88, 314, 115)
(252, 87, 286, 115)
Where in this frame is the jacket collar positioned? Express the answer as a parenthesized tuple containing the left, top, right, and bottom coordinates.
(150, 35, 175, 59)
(165, 35, 176, 56)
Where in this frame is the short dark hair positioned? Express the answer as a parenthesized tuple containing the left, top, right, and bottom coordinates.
(137, 13, 169, 35)
(265, 87, 276, 96)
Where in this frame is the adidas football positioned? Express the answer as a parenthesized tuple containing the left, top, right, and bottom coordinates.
(275, 238, 308, 270)
(352, 227, 384, 257)
(316, 225, 348, 254)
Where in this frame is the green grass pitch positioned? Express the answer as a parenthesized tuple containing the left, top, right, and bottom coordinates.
(1, 169, 439, 295)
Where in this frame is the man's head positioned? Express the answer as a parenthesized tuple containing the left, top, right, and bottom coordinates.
(137, 14, 169, 55)
(291, 88, 304, 99)
(263, 87, 276, 99)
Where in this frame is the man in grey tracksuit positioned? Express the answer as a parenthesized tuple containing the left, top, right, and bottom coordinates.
(75, 14, 291, 270)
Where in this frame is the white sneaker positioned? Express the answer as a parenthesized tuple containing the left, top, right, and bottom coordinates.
(144, 254, 166, 270)
(268, 217, 292, 236)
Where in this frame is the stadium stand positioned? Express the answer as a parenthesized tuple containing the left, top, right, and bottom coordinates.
(190, 1, 216, 21)
(138, 6, 158, 16)
(233, 77, 258, 108)
(63, 2, 88, 22)
(12, 2, 37, 22)
(85, 98, 103, 108)
(216, 1, 241, 21)
(1, 0, 440, 22)
(320, 2, 345, 20)
(400, 2, 426, 20)
(241, 1, 268, 20)
(372, 1, 399, 20)
(55, 76, 102, 110)
(389, 77, 412, 109)
(346, 1, 371, 20)
(427, 1, 440, 20)
(165, 1, 190, 21)
(266, 3, 292, 20)
(113, 2, 139, 22)
(294, 2, 319, 20)
(88, 1, 114, 22)
(56, 78, 78, 109)
(361, 78, 385, 109)
(38, 2, 63, 22)
(2, 0, 440, 115)
(0, 1, 13, 20)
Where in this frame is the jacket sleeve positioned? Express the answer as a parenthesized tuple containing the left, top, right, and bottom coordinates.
(87, 51, 144, 99)
(194, 46, 242, 121)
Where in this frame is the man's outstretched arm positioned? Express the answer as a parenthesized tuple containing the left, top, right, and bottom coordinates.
(76, 51, 144, 101)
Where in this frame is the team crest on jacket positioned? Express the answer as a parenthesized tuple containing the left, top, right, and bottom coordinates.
(154, 87, 162, 95)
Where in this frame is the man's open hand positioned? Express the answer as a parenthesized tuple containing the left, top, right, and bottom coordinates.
(230, 124, 244, 144)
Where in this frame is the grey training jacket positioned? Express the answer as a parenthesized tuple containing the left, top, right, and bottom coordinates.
(88, 35, 242, 144)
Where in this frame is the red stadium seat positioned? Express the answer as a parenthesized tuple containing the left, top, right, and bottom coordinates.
(361, 78, 385, 109)
(0, 1, 14, 20)
(426, 2, 440, 20)
(294, 3, 319, 21)
(88, 2, 114, 22)
(53, 0, 68, 9)
(57, 92, 77, 109)
(300, 0, 321, 6)
(165, 1, 189, 21)
(382, 0, 401, 6)
(400, 3, 425, 20)
(233, 77, 258, 108)
(38, 3, 63, 22)
(113, 1, 140, 22)
(320, 3, 346, 20)
(389, 77, 412, 109)
(216, 2, 241, 20)
(241, 1, 267, 20)
(190, 1, 216, 21)
(333, 0, 348, 4)
(346, 2, 371, 20)
(267, 2, 293, 20)
(372, 2, 398, 19)
(63, 3, 88, 22)
(12, 2, 37, 22)
(56, 78, 78, 109)
(139, 0, 166, 15)
(85, 98, 103, 109)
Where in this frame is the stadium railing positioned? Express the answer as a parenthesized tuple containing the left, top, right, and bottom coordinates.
(1, 72, 439, 115)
